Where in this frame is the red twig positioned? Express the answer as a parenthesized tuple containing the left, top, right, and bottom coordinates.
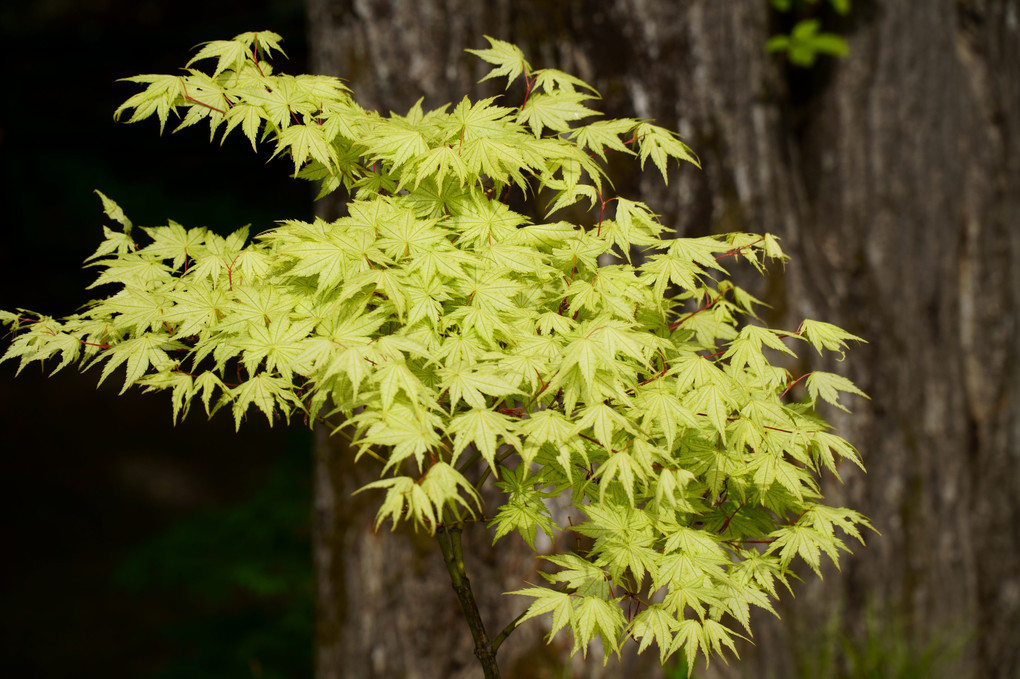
(250, 35, 266, 77)
(227, 254, 240, 290)
(714, 236, 764, 261)
(718, 501, 746, 534)
(596, 191, 617, 238)
(669, 295, 720, 332)
(520, 71, 535, 108)
(780, 372, 811, 400)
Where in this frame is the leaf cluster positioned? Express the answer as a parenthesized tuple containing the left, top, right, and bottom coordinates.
(768, 0, 851, 67)
(0, 33, 871, 671)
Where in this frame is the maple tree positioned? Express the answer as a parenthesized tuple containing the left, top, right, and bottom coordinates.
(0, 32, 872, 678)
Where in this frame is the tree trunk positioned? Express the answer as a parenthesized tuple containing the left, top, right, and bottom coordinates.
(304, 1, 1020, 678)
(770, 2, 1020, 677)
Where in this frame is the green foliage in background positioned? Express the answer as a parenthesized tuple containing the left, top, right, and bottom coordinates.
(667, 600, 972, 679)
(116, 440, 312, 679)
(1, 32, 871, 677)
(793, 604, 973, 679)
(768, 0, 851, 67)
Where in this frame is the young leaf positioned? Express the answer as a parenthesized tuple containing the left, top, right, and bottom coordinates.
(634, 122, 700, 183)
(517, 91, 601, 136)
(571, 595, 626, 658)
(94, 190, 133, 235)
(798, 319, 866, 358)
(96, 335, 185, 394)
(805, 371, 869, 412)
(466, 36, 530, 87)
(448, 407, 520, 471)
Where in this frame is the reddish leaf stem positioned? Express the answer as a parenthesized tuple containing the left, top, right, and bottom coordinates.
(669, 295, 720, 332)
(780, 372, 811, 400)
(180, 80, 227, 115)
(250, 35, 266, 77)
(714, 236, 764, 261)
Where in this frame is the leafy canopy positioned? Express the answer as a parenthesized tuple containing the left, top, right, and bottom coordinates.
(1, 31, 871, 671)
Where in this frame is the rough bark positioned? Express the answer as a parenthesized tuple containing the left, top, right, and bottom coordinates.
(304, 1, 1020, 677)
(778, 3, 1020, 677)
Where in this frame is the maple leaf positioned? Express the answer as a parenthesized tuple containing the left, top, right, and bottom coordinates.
(274, 122, 338, 174)
(466, 36, 530, 87)
(449, 407, 520, 471)
(97, 334, 186, 394)
(634, 121, 700, 183)
(139, 222, 207, 270)
(517, 91, 601, 136)
(570, 119, 638, 161)
(631, 605, 680, 664)
(114, 74, 185, 133)
(187, 39, 250, 78)
(806, 370, 870, 412)
(798, 319, 866, 358)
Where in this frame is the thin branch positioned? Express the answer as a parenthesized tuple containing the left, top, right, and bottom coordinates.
(436, 524, 502, 679)
(780, 372, 811, 400)
(491, 609, 527, 654)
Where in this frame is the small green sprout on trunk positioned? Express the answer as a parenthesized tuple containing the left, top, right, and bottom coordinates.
(1, 31, 872, 678)
(768, 0, 851, 67)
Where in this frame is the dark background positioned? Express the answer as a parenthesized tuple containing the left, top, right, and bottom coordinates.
(4, 2, 1020, 679)
(1, 2, 316, 677)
